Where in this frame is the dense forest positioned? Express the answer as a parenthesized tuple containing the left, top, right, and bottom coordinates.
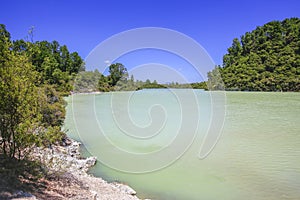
(209, 17, 300, 91)
(0, 24, 83, 159)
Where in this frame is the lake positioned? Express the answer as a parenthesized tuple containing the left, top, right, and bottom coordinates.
(64, 90, 300, 200)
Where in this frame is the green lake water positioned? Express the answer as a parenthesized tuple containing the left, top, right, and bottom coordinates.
(64, 90, 300, 200)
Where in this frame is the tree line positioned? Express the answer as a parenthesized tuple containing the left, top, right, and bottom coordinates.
(74, 63, 208, 92)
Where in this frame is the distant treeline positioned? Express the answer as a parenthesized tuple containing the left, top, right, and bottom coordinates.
(74, 63, 208, 93)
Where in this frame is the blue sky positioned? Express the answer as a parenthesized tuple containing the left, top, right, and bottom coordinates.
(1, 0, 300, 82)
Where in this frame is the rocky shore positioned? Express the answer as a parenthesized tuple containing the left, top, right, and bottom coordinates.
(4, 138, 147, 200)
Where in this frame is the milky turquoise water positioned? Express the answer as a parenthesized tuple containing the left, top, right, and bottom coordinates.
(64, 91, 300, 200)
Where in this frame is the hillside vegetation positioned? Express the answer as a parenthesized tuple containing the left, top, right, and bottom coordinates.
(209, 17, 300, 91)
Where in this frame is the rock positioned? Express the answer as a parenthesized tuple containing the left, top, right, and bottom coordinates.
(84, 156, 97, 169)
(13, 190, 36, 199)
(29, 138, 97, 175)
(62, 137, 72, 146)
(76, 156, 97, 172)
(113, 183, 137, 195)
(67, 140, 81, 158)
(90, 190, 98, 200)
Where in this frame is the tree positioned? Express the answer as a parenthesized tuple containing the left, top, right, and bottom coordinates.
(108, 63, 128, 86)
(145, 79, 151, 84)
(207, 66, 225, 90)
(130, 74, 134, 82)
(74, 70, 103, 92)
(0, 33, 41, 158)
(69, 52, 84, 73)
(98, 74, 111, 92)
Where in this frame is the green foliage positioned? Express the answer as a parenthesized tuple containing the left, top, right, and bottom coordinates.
(0, 24, 78, 160)
(37, 126, 65, 148)
(190, 82, 208, 90)
(216, 17, 300, 91)
(12, 39, 84, 93)
(74, 70, 103, 92)
(97, 63, 208, 91)
(108, 63, 128, 86)
(137, 81, 167, 90)
(39, 85, 66, 127)
(98, 63, 129, 91)
(158, 81, 208, 90)
(98, 73, 112, 92)
(207, 66, 225, 90)
(0, 24, 11, 58)
(0, 32, 41, 158)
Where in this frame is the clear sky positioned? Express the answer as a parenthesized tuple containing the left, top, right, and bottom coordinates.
(1, 0, 300, 82)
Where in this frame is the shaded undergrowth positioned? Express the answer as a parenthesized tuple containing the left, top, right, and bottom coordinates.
(0, 154, 46, 199)
(0, 154, 90, 200)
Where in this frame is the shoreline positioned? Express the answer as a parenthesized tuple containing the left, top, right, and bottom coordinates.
(3, 137, 147, 200)
(71, 91, 102, 95)
(34, 137, 145, 200)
